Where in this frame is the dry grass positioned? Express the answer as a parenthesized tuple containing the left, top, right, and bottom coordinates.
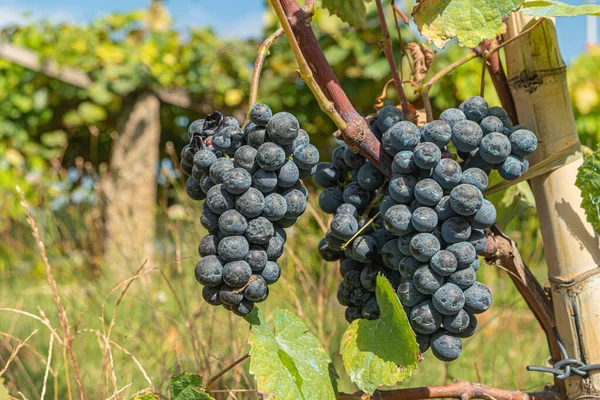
(0, 186, 553, 399)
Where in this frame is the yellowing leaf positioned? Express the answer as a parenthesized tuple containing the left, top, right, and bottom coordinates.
(412, 0, 524, 48)
(522, 0, 600, 17)
(322, 0, 370, 28)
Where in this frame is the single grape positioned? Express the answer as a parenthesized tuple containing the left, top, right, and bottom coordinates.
(250, 104, 272, 126)
(379, 196, 396, 218)
(256, 142, 286, 171)
(360, 264, 385, 292)
(274, 160, 298, 188)
(413, 265, 444, 295)
(345, 306, 363, 323)
(245, 248, 268, 271)
(212, 127, 232, 152)
(191, 165, 204, 181)
(267, 112, 299, 145)
(382, 130, 399, 156)
(194, 149, 218, 170)
(247, 126, 268, 148)
(414, 178, 443, 206)
(435, 196, 458, 222)
(202, 286, 222, 306)
(218, 235, 250, 262)
(376, 105, 404, 132)
(410, 233, 441, 262)
(330, 213, 359, 240)
(431, 330, 463, 361)
(200, 207, 220, 233)
(439, 108, 466, 127)
(319, 238, 342, 261)
(441, 216, 472, 243)
(326, 231, 345, 251)
(264, 237, 283, 262)
(362, 296, 380, 320)
(337, 282, 352, 306)
(313, 162, 340, 188)
(499, 155, 528, 180)
(245, 217, 274, 245)
(261, 193, 288, 222)
(209, 157, 234, 184)
(469, 229, 487, 254)
(461, 168, 488, 191)
(461, 96, 488, 122)
(392, 151, 416, 174)
(319, 187, 344, 214)
(342, 183, 371, 211)
(185, 177, 205, 200)
(509, 129, 538, 157)
(222, 168, 252, 195)
(344, 269, 362, 291)
(233, 145, 257, 173)
(463, 281, 492, 314)
(430, 250, 458, 276)
(432, 283, 465, 315)
(433, 158, 462, 190)
(479, 132, 511, 164)
(198, 234, 220, 257)
(411, 207, 439, 233)
(480, 116, 504, 135)
(337, 203, 358, 217)
(397, 233, 416, 257)
(180, 159, 193, 176)
(443, 309, 470, 333)
(449, 184, 483, 216)
(332, 145, 350, 175)
(199, 172, 216, 194)
(252, 168, 278, 193)
(397, 280, 428, 307)
(421, 120, 452, 148)
(231, 299, 255, 317)
(488, 106, 513, 129)
(413, 142, 442, 169)
(416, 333, 431, 353)
(218, 209, 248, 236)
(293, 143, 320, 170)
(357, 161, 385, 191)
(398, 255, 421, 278)
(384, 204, 413, 236)
(452, 120, 484, 154)
(471, 199, 496, 229)
(235, 188, 265, 219)
(382, 239, 402, 270)
(195, 255, 223, 287)
(456, 312, 478, 338)
(181, 144, 195, 166)
(410, 300, 443, 334)
(219, 285, 244, 306)
(223, 260, 252, 288)
(261, 261, 281, 284)
(343, 147, 365, 169)
(448, 267, 476, 289)
(469, 258, 481, 271)
(446, 242, 477, 267)
(351, 235, 378, 263)
(389, 174, 417, 204)
(388, 121, 421, 151)
(188, 119, 205, 139)
(283, 189, 307, 218)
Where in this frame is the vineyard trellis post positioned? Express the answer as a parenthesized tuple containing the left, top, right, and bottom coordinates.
(504, 13, 600, 398)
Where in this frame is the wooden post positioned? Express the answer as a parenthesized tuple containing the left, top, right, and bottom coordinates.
(504, 13, 600, 398)
(102, 92, 160, 275)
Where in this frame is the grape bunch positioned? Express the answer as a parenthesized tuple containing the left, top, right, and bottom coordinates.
(180, 104, 319, 316)
(316, 97, 537, 361)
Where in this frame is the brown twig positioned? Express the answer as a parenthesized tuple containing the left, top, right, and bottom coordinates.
(17, 187, 85, 400)
(482, 225, 563, 365)
(206, 353, 250, 392)
(480, 54, 488, 97)
(270, 0, 392, 175)
(390, 0, 409, 79)
(339, 380, 556, 399)
(375, 0, 415, 122)
(245, 27, 284, 126)
(485, 39, 518, 123)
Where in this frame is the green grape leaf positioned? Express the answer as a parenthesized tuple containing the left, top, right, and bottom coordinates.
(412, 0, 524, 48)
(340, 274, 420, 395)
(245, 308, 338, 400)
(522, 0, 600, 17)
(169, 372, 214, 400)
(576, 150, 600, 234)
(322, 0, 370, 28)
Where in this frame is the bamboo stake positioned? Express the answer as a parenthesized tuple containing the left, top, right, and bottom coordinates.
(504, 14, 600, 398)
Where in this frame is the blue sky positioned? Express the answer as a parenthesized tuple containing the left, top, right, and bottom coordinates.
(0, 0, 597, 63)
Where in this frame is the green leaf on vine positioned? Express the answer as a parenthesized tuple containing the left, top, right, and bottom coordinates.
(340, 275, 420, 395)
(131, 393, 160, 400)
(245, 308, 338, 400)
(169, 372, 214, 400)
(412, 0, 524, 48)
(322, 0, 371, 28)
(522, 0, 600, 17)
(488, 181, 536, 229)
(576, 150, 600, 235)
